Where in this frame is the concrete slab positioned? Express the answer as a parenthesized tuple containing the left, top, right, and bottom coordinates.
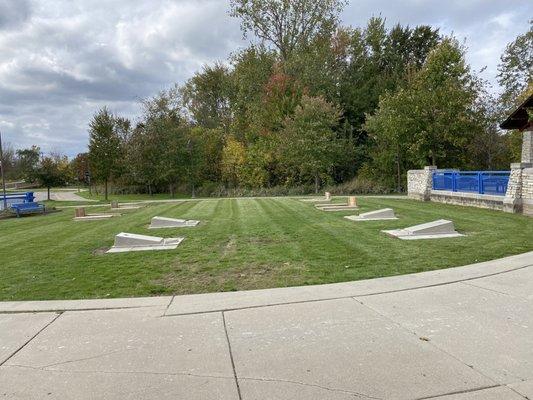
(344, 208, 398, 221)
(2, 308, 239, 399)
(0, 313, 58, 364)
(225, 298, 492, 400)
(315, 204, 359, 212)
(383, 219, 464, 240)
(0, 365, 237, 400)
(106, 233, 184, 253)
(0, 296, 172, 313)
(117, 205, 143, 210)
(509, 379, 533, 398)
(165, 252, 533, 315)
(359, 282, 533, 383)
(465, 266, 533, 300)
(73, 214, 115, 221)
(435, 386, 525, 399)
(300, 198, 331, 203)
(148, 216, 199, 229)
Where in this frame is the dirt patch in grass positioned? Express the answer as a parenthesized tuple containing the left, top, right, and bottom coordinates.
(92, 247, 110, 256)
(151, 261, 308, 295)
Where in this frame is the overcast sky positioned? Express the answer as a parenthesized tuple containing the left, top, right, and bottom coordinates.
(0, 0, 531, 156)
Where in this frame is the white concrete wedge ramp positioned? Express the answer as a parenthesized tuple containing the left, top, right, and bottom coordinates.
(149, 216, 199, 229)
(345, 208, 398, 221)
(383, 219, 464, 240)
(106, 232, 184, 253)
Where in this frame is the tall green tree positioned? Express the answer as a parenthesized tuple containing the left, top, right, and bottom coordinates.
(365, 38, 482, 190)
(16, 146, 40, 183)
(88, 107, 123, 201)
(280, 95, 343, 192)
(181, 64, 233, 130)
(340, 18, 440, 139)
(35, 154, 69, 200)
(230, 0, 346, 61)
(497, 20, 532, 113)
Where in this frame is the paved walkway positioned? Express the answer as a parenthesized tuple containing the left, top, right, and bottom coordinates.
(34, 190, 94, 202)
(1, 252, 532, 399)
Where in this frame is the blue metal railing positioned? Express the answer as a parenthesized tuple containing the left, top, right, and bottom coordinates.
(432, 171, 510, 196)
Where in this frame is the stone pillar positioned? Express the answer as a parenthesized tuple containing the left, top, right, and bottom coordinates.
(348, 196, 357, 207)
(325, 192, 331, 201)
(111, 200, 119, 209)
(521, 129, 533, 164)
(504, 128, 533, 214)
(407, 166, 436, 201)
(521, 168, 533, 216)
(503, 165, 524, 213)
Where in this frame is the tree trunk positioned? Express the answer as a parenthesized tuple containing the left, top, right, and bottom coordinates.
(148, 184, 152, 196)
(314, 174, 319, 194)
(104, 179, 108, 201)
(191, 181, 195, 199)
(47, 186, 51, 201)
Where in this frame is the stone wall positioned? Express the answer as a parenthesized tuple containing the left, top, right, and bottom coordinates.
(407, 166, 436, 201)
(430, 190, 504, 211)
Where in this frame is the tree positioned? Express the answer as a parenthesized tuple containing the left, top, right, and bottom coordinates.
(280, 95, 343, 192)
(70, 153, 90, 185)
(339, 18, 440, 141)
(497, 21, 532, 113)
(35, 154, 68, 200)
(16, 146, 40, 183)
(181, 65, 233, 130)
(365, 38, 483, 189)
(229, 46, 276, 139)
(221, 136, 246, 188)
(88, 107, 123, 201)
(230, 0, 346, 61)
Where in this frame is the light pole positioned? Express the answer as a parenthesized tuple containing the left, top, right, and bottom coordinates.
(0, 130, 7, 211)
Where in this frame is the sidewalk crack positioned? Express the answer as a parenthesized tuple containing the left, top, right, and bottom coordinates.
(238, 375, 383, 399)
(222, 311, 243, 400)
(0, 312, 62, 367)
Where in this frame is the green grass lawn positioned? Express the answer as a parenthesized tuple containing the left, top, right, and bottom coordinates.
(0, 197, 531, 301)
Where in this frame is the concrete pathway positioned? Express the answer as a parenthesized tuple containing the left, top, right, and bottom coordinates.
(34, 190, 95, 202)
(1, 252, 532, 399)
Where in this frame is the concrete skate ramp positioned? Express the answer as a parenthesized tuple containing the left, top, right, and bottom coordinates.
(149, 216, 200, 229)
(383, 219, 464, 240)
(345, 208, 397, 221)
(106, 232, 184, 253)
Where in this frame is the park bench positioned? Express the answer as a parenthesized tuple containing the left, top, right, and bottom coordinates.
(10, 202, 45, 218)
(0, 192, 36, 211)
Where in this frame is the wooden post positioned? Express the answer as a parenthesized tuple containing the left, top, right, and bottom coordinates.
(75, 207, 86, 218)
(111, 200, 119, 209)
(348, 196, 357, 207)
